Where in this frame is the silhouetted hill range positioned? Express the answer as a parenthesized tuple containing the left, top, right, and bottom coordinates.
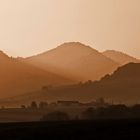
(103, 50, 140, 65)
(25, 42, 119, 81)
(0, 51, 72, 98)
(0, 42, 139, 102)
(1, 63, 140, 106)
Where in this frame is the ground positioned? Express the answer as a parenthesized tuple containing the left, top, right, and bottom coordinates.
(0, 120, 140, 140)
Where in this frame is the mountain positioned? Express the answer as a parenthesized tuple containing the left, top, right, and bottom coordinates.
(2, 63, 140, 107)
(0, 51, 72, 98)
(26, 42, 119, 81)
(103, 50, 140, 65)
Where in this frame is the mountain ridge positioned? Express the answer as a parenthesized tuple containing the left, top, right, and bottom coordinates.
(0, 52, 73, 98)
(103, 50, 140, 65)
(0, 42, 139, 103)
(25, 42, 119, 81)
(1, 63, 140, 106)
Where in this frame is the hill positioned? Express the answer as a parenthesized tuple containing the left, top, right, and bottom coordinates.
(0, 51, 72, 98)
(26, 42, 119, 81)
(103, 50, 140, 65)
(1, 63, 140, 106)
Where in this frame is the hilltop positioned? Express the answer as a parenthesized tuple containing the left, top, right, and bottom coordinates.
(26, 42, 119, 81)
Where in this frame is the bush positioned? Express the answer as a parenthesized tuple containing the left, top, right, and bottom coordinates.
(41, 111, 70, 121)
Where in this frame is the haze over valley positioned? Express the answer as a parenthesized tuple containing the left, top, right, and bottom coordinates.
(0, 42, 139, 106)
(0, 49, 72, 98)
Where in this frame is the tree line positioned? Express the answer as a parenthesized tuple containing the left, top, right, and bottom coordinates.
(40, 104, 140, 121)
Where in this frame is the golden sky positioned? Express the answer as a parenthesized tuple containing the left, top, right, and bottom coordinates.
(0, 0, 140, 58)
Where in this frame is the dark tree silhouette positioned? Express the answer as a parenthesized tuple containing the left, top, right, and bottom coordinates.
(21, 105, 26, 109)
(41, 111, 70, 121)
(30, 101, 38, 109)
(82, 107, 96, 120)
(39, 102, 48, 109)
(81, 104, 136, 120)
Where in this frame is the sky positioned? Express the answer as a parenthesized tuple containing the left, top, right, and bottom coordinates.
(0, 0, 140, 58)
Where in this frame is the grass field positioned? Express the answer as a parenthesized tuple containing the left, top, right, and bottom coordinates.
(0, 120, 140, 140)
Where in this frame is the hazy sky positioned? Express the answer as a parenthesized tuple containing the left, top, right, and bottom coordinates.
(0, 0, 140, 58)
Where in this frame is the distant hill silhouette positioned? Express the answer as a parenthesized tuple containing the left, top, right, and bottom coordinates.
(1, 63, 140, 106)
(25, 42, 119, 81)
(103, 50, 140, 65)
(0, 51, 72, 98)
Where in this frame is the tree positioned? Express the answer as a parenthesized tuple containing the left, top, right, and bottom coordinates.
(39, 102, 48, 109)
(30, 101, 38, 109)
(42, 85, 52, 91)
(21, 105, 26, 109)
(82, 108, 96, 120)
(41, 111, 70, 121)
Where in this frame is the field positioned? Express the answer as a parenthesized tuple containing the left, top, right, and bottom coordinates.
(0, 120, 140, 140)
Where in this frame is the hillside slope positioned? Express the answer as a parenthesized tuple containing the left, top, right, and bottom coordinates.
(0, 51, 72, 98)
(2, 63, 140, 106)
(103, 50, 140, 65)
(26, 42, 119, 81)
